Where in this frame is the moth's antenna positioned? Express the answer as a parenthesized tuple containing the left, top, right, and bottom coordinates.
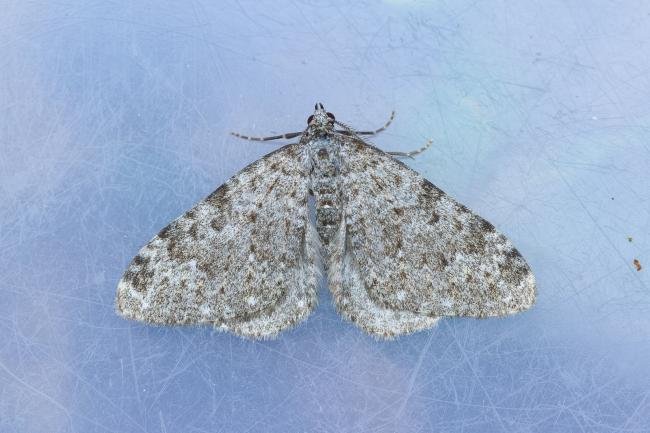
(230, 130, 304, 142)
(334, 114, 432, 159)
(334, 111, 395, 137)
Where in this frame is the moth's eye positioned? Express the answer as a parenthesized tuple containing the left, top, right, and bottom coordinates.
(307, 115, 314, 125)
(326, 112, 335, 121)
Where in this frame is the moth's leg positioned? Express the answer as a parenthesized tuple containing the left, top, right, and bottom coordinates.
(335, 111, 395, 136)
(387, 138, 433, 159)
(230, 131, 303, 141)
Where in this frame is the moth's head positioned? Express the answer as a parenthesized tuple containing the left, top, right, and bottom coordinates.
(307, 102, 335, 133)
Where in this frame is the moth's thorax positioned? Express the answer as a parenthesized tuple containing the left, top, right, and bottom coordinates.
(306, 134, 343, 251)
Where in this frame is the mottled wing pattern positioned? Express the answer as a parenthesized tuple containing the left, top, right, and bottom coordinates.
(331, 139, 536, 338)
(116, 144, 318, 339)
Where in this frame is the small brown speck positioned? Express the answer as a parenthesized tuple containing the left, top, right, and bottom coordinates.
(207, 184, 229, 205)
(627, 236, 633, 243)
(506, 248, 521, 259)
(370, 174, 384, 191)
(210, 218, 224, 231)
(481, 219, 495, 233)
(393, 207, 404, 216)
(188, 223, 198, 239)
(158, 225, 171, 239)
(437, 253, 448, 269)
(633, 259, 642, 271)
(267, 178, 279, 193)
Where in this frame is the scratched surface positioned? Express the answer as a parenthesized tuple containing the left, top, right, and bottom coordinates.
(1, 1, 649, 432)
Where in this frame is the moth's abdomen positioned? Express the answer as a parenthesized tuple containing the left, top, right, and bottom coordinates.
(309, 139, 342, 251)
(315, 187, 341, 246)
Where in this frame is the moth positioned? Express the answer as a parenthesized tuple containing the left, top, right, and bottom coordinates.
(116, 103, 536, 339)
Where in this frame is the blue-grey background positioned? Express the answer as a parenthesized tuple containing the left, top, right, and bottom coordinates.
(1, 1, 649, 432)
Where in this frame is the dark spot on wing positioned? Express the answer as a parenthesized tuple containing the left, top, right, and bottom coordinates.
(436, 253, 448, 270)
(317, 148, 329, 159)
(393, 207, 404, 216)
(210, 218, 225, 232)
(493, 245, 532, 288)
(267, 177, 279, 193)
(418, 179, 443, 206)
(464, 230, 487, 255)
(207, 184, 229, 206)
(185, 209, 196, 220)
(370, 174, 385, 191)
(248, 212, 257, 223)
(428, 212, 440, 224)
(366, 158, 380, 169)
(506, 248, 521, 259)
(188, 223, 198, 239)
(166, 237, 185, 261)
(122, 258, 154, 293)
(481, 219, 495, 233)
(418, 253, 429, 266)
(158, 225, 171, 239)
(121, 269, 135, 284)
(123, 270, 144, 292)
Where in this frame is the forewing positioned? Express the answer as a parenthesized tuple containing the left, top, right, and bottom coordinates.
(334, 140, 535, 334)
(116, 144, 318, 339)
